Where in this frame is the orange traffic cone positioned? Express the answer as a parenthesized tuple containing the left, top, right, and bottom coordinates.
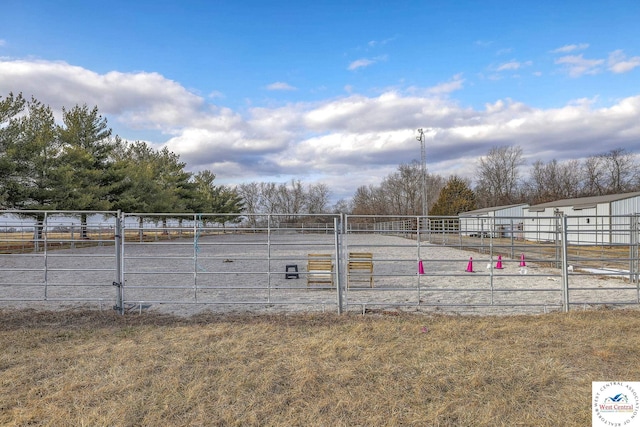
(495, 255, 504, 269)
(466, 257, 474, 272)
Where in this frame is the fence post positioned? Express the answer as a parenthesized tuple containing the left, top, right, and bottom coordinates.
(113, 211, 124, 314)
(554, 209, 562, 269)
(43, 212, 49, 299)
(630, 215, 638, 287)
(561, 214, 570, 312)
(636, 215, 640, 303)
(335, 216, 343, 314)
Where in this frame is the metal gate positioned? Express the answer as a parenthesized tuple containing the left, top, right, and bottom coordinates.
(116, 213, 342, 315)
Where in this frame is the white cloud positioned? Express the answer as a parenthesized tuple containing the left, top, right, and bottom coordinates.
(551, 43, 589, 54)
(303, 90, 453, 133)
(0, 59, 204, 130)
(367, 37, 395, 48)
(554, 54, 604, 77)
(3, 58, 640, 200)
(496, 60, 532, 71)
(553, 49, 640, 76)
(266, 82, 297, 91)
(427, 74, 465, 95)
(608, 50, 640, 73)
(208, 90, 225, 99)
(348, 58, 375, 71)
(347, 56, 387, 71)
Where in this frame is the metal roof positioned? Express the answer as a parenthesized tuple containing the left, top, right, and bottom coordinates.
(526, 191, 640, 210)
(459, 203, 529, 216)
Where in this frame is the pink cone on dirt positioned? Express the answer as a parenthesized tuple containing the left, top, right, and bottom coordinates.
(520, 253, 526, 267)
(418, 260, 425, 275)
(466, 257, 474, 273)
(495, 255, 504, 269)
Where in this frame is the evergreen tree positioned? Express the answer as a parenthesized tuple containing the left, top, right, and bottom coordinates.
(10, 98, 59, 210)
(55, 104, 122, 237)
(153, 147, 196, 213)
(193, 170, 244, 222)
(112, 139, 163, 212)
(430, 175, 477, 216)
(0, 92, 27, 207)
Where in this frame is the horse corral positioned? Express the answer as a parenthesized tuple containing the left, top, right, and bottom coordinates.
(1, 211, 639, 316)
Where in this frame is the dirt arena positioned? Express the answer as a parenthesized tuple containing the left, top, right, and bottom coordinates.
(1, 233, 637, 316)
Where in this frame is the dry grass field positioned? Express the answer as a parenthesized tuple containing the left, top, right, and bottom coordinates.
(1, 308, 639, 426)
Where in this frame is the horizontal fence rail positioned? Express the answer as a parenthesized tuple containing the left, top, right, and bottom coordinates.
(1, 210, 639, 315)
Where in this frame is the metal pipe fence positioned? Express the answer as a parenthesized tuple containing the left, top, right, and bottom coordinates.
(1, 211, 639, 315)
(0, 210, 119, 310)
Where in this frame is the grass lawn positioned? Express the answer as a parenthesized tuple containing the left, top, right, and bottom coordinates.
(1, 308, 639, 426)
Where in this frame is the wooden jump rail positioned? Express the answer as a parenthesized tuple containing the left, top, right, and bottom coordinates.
(348, 252, 374, 288)
(307, 253, 334, 287)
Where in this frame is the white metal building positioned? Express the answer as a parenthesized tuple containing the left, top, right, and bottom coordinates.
(459, 204, 529, 238)
(524, 191, 640, 244)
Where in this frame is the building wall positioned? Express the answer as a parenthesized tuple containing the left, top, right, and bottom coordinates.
(464, 195, 640, 245)
(459, 205, 527, 237)
(523, 196, 640, 245)
(523, 209, 558, 242)
(611, 198, 640, 245)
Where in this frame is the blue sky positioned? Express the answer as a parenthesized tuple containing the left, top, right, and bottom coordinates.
(2, 0, 640, 202)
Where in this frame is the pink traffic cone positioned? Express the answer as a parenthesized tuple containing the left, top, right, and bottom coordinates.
(520, 253, 526, 267)
(495, 255, 504, 269)
(466, 257, 474, 272)
(418, 260, 425, 275)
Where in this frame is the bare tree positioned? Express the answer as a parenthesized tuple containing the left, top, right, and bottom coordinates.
(350, 162, 445, 216)
(579, 148, 639, 196)
(601, 148, 638, 194)
(236, 182, 261, 226)
(307, 183, 330, 214)
(351, 185, 386, 216)
(331, 198, 352, 214)
(259, 182, 279, 214)
(557, 159, 583, 198)
(523, 159, 582, 204)
(475, 145, 525, 208)
(238, 180, 332, 218)
(580, 155, 606, 196)
(381, 162, 423, 215)
(275, 180, 306, 221)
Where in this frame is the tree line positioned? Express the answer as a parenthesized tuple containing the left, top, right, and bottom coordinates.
(351, 145, 640, 217)
(474, 145, 640, 208)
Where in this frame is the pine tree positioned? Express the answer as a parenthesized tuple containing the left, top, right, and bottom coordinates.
(430, 176, 477, 216)
(0, 92, 27, 207)
(55, 104, 121, 237)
